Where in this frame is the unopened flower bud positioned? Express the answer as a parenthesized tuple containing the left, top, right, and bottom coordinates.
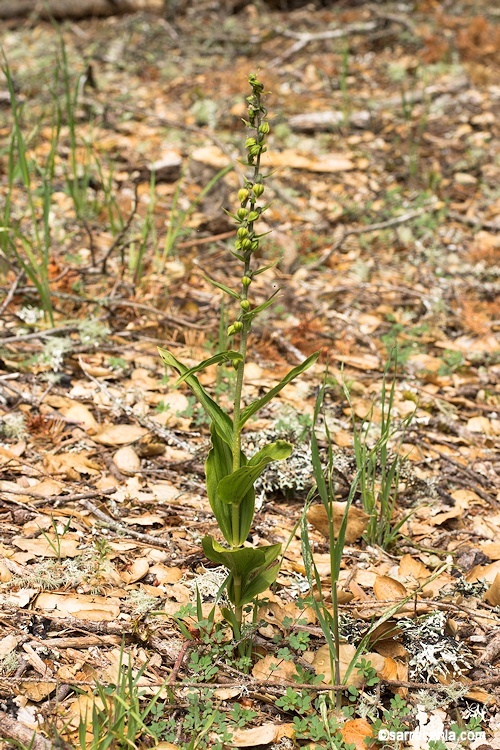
(227, 324, 236, 336)
(252, 183, 264, 198)
(247, 211, 259, 223)
(241, 238, 252, 251)
(245, 137, 256, 148)
(237, 227, 249, 239)
(240, 299, 251, 311)
(238, 188, 250, 202)
(259, 122, 270, 134)
(241, 276, 252, 287)
(251, 240, 259, 252)
(233, 321, 243, 332)
(237, 208, 248, 220)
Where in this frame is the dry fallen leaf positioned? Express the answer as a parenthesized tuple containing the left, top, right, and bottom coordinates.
(93, 424, 148, 446)
(252, 655, 299, 683)
(120, 558, 150, 584)
(312, 643, 386, 687)
(373, 575, 408, 601)
(484, 573, 500, 606)
(35, 592, 120, 620)
(12, 534, 82, 559)
(230, 722, 295, 747)
(307, 503, 369, 544)
(113, 445, 141, 474)
(341, 718, 374, 750)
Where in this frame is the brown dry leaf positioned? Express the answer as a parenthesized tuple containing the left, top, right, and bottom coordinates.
(398, 554, 430, 580)
(484, 573, 500, 606)
(341, 718, 374, 750)
(122, 514, 163, 526)
(307, 503, 369, 544)
(467, 416, 493, 435)
(0, 634, 19, 656)
(331, 354, 380, 370)
(373, 575, 407, 601)
(59, 402, 98, 432)
(120, 558, 150, 584)
(149, 564, 183, 584)
(35, 592, 120, 620)
(0, 562, 12, 582)
(93, 424, 148, 446)
(252, 655, 299, 683)
(374, 639, 407, 659)
(113, 446, 141, 474)
(312, 644, 385, 687)
(467, 560, 500, 584)
(12, 534, 82, 559)
(44, 452, 101, 479)
(230, 722, 295, 747)
(19, 681, 55, 701)
(480, 542, 500, 560)
(378, 656, 399, 680)
(0, 442, 25, 469)
(267, 149, 354, 173)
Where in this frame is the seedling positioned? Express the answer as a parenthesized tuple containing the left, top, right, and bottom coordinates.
(158, 75, 318, 631)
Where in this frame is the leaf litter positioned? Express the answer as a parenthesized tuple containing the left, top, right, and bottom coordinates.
(0, 0, 499, 748)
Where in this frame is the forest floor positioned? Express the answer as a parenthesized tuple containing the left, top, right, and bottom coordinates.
(0, 1, 499, 748)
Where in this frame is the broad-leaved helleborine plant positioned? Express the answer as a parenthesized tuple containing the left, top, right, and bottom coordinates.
(159, 75, 318, 629)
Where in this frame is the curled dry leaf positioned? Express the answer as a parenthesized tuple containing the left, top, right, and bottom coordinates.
(0, 634, 19, 656)
(312, 643, 386, 687)
(35, 592, 120, 621)
(59, 402, 98, 432)
(252, 654, 299, 683)
(484, 573, 500, 606)
(43, 452, 100, 479)
(12, 535, 82, 559)
(398, 554, 430, 580)
(341, 718, 374, 750)
(113, 445, 141, 474)
(120, 557, 150, 584)
(373, 575, 408, 601)
(93, 424, 148, 446)
(307, 503, 369, 544)
(230, 722, 295, 747)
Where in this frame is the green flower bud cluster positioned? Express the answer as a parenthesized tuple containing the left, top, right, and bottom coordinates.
(227, 75, 271, 339)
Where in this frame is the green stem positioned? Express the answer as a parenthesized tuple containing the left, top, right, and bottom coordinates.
(231, 322, 249, 545)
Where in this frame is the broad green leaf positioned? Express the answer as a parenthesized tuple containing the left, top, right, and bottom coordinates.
(175, 350, 242, 385)
(204, 275, 240, 300)
(217, 441, 293, 506)
(205, 424, 253, 546)
(205, 425, 234, 544)
(248, 440, 293, 466)
(238, 351, 320, 429)
(202, 537, 281, 607)
(158, 347, 233, 446)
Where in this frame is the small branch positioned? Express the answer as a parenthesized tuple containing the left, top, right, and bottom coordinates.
(0, 325, 77, 346)
(101, 181, 140, 273)
(80, 498, 173, 548)
(270, 21, 378, 66)
(0, 710, 55, 750)
(0, 271, 24, 316)
(78, 358, 195, 452)
(309, 205, 438, 270)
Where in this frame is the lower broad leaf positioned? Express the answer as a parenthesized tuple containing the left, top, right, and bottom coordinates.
(202, 536, 282, 607)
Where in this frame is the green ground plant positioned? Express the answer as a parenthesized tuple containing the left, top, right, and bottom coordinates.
(346, 362, 416, 549)
(1, 57, 58, 324)
(158, 75, 318, 633)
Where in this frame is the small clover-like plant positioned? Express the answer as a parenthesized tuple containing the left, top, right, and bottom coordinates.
(158, 75, 318, 630)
